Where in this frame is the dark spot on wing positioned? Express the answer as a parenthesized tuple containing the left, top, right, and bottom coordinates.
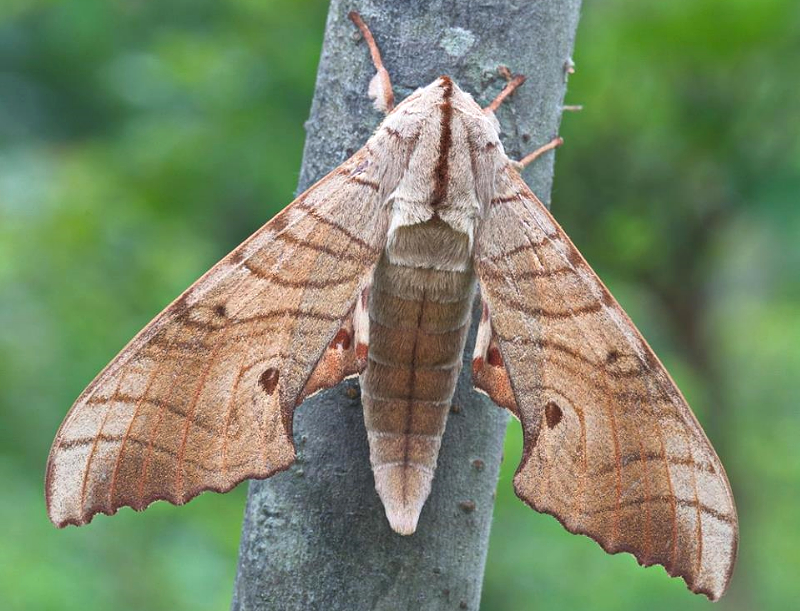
(487, 345, 504, 367)
(330, 328, 352, 350)
(259, 368, 280, 395)
(544, 401, 563, 429)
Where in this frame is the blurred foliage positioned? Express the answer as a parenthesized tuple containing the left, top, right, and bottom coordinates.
(0, 1, 798, 610)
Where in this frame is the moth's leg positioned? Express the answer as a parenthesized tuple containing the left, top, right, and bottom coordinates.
(513, 137, 564, 170)
(348, 11, 395, 114)
(484, 68, 526, 114)
(562, 59, 583, 113)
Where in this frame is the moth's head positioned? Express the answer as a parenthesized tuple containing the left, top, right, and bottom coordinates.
(430, 75, 484, 114)
(393, 76, 498, 131)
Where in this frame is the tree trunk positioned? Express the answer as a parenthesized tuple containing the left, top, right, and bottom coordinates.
(231, 1, 581, 609)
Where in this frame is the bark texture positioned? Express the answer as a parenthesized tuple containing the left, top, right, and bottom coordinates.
(232, 1, 581, 609)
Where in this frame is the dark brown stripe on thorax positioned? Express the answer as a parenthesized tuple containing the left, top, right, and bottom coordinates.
(430, 76, 454, 208)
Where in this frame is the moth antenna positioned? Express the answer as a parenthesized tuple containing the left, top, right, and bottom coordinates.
(483, 73, 526, 115)
(513, 136, 564, 170)
(348, 11, 395, 113)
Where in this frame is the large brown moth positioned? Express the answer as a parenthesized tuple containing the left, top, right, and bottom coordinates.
(46, 12, 738, 601)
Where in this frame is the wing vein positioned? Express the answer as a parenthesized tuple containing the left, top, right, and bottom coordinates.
(107, 364, 163, 508)
(78, 371, 127, 514)
(220, 353, 251, 478)
(174, 326, 228, 497)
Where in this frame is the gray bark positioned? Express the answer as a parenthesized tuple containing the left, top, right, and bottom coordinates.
(231, 1, 581, 609)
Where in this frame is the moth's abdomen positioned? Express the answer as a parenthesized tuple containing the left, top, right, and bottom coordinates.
(361, 219, 474, 535)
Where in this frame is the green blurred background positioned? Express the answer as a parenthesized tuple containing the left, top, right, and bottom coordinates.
(1, 1, 798, 609)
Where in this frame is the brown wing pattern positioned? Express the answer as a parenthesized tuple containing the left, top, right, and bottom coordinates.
(473, 167, 738, 600)
(46, 146, 392, 528)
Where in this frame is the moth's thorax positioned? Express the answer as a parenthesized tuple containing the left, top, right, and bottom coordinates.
(367, 77, 508, 252)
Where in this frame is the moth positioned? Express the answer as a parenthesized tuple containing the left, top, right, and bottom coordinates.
(46, 12, 738, 601)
